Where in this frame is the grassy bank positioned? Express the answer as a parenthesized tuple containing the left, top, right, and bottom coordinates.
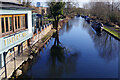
(44, 18, 65, 22)
(89, 15, 120, 40)
(103, 26, 120, 39)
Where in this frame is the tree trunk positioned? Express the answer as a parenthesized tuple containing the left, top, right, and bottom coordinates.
(56, 31, 60, 46)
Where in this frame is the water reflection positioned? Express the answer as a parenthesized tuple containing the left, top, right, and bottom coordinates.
(82, 19, 119, 62)
(59, 17, 81, 36)
(48, 31, 79, 78)
(59, 21, 73, 36)
(93, 32, 119, 62)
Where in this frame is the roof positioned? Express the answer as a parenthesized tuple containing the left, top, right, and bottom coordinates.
(0, 0, 20, 3)
(36, 14, 43, 17)
(0, 1, 34, 10)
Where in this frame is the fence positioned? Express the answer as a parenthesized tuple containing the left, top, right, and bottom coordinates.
(0, 23, 53, 79)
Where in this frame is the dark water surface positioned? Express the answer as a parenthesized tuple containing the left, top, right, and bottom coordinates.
(23, 17, 120, 78)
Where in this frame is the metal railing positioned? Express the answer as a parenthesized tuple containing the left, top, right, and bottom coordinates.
(0, 22, 53, 79)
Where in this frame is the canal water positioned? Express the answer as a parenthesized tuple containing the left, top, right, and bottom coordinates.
(22, 17, 120, 78)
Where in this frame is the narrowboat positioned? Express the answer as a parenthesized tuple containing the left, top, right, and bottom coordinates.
(85, 17, 92, 23)
(91, 21, 103, 32)
(76, 14, 80, 17)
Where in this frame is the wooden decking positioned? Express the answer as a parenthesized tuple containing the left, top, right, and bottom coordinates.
(0, 48, 29, 79)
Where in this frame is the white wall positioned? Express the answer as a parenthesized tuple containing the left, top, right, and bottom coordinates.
(0, 9, 33, 53)
(27, 11, 32, 33)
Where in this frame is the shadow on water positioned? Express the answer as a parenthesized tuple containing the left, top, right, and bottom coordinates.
(47, 31, 80, 78)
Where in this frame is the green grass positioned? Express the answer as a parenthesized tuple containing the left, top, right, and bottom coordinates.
(103, 26, 120, 39)
(44, 18, 64, 22)
(44, 19, 55, 21)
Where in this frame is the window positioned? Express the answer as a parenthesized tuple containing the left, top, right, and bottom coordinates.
(9, 17, 12, 31)
(14, 15, 25, 30)
(23, 16, 25, 27)
(20, 16, 23, 28)
(42, 9, 45, 15)
(18, 16, 20, 28)
(15, 16, 17, 29)
(5, 17, 9, 32)
(1, 18, 4, 33)
(0, 14, 26, 36)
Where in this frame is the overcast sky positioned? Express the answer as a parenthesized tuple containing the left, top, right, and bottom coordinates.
(30, 0, 119, 8)
(31, 0, 90, 8)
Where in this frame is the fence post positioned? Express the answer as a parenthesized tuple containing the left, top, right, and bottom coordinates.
(21, 43, 23, 60)
(13, 48, 16, 71)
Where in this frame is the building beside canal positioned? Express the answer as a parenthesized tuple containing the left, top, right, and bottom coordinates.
(32, 7, 48, 15)
(31, 2, 50, 38)
(0, 1, 33, 71)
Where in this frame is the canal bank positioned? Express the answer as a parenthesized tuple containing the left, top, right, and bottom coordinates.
(10, 29, 56, 79)
(88, 16, 120, 40)
(0, 24, 53, 79)
(0, 17, 69, 79)
(103, 26, 120, 41)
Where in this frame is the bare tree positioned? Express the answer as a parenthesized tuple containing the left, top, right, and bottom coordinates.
(82, 1, 120, 25)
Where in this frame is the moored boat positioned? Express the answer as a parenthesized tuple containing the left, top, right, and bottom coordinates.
(85, 17, 92, 23)
(91, 21, 103, 32)
(76, 14, 80, 17)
